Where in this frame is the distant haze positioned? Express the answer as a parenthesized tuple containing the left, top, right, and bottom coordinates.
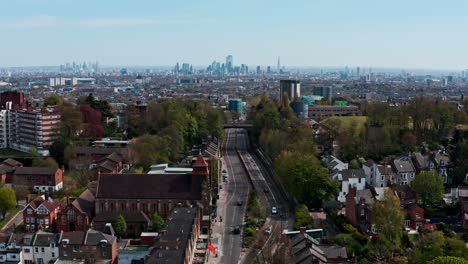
(0, 0, 467, 70)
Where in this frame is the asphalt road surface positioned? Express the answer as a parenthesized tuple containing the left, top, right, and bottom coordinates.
(221, 128, 250, 264)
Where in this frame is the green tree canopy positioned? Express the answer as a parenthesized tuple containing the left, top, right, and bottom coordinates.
(114, 215, 127, 238)
(428, 256, 468, 264)
(275, 151, 338, 208)
(151, 212, 164, 232)
(60, 105, 84, 143)
(0, 187, 16, 219)
(294, 204, 313, 230)
(411, 171, 444, 211)
(129, 134, 170, 171)
(44, 95, 64, 106)
(32, 157, 59, 168)
(371, 189, 405, 244)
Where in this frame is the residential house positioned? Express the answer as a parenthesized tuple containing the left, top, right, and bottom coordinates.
(411, 152, 431, 173)
(363, 160, 395, 188)
(93, 161, 209, 237)
(57, 189, 95, 232)
(345, 187, 388, 234)
(23, 195, 61, 232)
(431, 151, 451, 184)
(335, 169, 366, 203)
(0, 158, 22, 186)
(32, 231, 61, 264)
(458, 186, 468, 230)
(290, 231, 351, 264)
(147, 207, 201, 264)
(392, 158, 416, 185)
(70, 146, 130, 170)
(13, 167, 63, 193)
(89, 152, 126, 181)
(6, 233, 32, 264)
(393, 185, 418, 208)
(59, 229, 118, 264)
(322, 155, 348, 173)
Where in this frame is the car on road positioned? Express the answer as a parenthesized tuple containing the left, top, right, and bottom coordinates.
(233, 225, 241, 234)
(237, 200, 243, 206)
(222, 169, 227, 173)
(265, 226, 272, 235)
(271, 206, 278, 214)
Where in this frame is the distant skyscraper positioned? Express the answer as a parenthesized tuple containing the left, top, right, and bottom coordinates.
(280, 80, 300, 104)
(277, 57, 281, 73)
(256, 66, 261, 75)
(226, 55, 233, 73)
(356, 67, 360, 77)
(267, 66, 271, 74)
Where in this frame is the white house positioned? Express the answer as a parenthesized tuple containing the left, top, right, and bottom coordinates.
(32, 231, 61, 264)
(335, 169, 367, 203)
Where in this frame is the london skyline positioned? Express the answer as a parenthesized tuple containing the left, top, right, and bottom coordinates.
(1, 0, 468, 70)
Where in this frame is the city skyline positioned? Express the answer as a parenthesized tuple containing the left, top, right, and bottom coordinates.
(1, 0, 468, 70)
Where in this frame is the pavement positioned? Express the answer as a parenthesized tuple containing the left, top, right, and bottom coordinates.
(1, 200, 26, 232)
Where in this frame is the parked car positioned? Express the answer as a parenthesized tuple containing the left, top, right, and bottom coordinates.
(265, 226, 272, 235)
(237, 200, 243, 206)
(233, 225, 241, 234)
(271, 207, 278, 214)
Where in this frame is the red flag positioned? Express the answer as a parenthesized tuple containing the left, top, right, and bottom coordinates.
(208, 242, 216, 254)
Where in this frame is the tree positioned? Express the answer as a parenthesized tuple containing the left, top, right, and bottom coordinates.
(129, 135, 170, 170)
(428, 256, 468, 264)
(371, 189, 405, 244)
(0, 187, 16, 219)
(49, 140, 67, 165)
(294, 204, 313, 229)
(275, 151, 338, 208)
(69, 170, 89, 188)
(367, 237, 393, 264)
(114, 215, 127, 238)
(151, 212, 164, 231)
(80, 105, 104, 139)
(60, 105, 84, 142)
(411, 171, 444, 212)
(44, 95, 64, 106)
(32, 157, 59, 168)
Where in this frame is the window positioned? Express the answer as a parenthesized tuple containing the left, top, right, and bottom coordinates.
(68, 209, 76, 221)
(35, 247, 39, 253)
(45, 219, 49, 225)
(27, 208, 33, 215)
(77, 216, 82, 225)
(38, 258, 44, 264)
(26, 217, 30, 223)
(41, 247, 45, 253)
(73, 246, 79, 252)
(38, 207, 48, 215)
(52, 252, 55, 258)
(381, 176, 384, 181)
(63, 251, 68, 256)
(24, 248, 30, 253)
(61, 215, 67, 225)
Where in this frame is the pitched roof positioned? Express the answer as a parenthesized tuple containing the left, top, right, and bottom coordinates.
(412, 152, 429, 169)
(192, 154, 208, 168)
(377, 164, 395, 175)
(103, 152, 123, 163)
(2, 158, 23, 168)
(61, 231, 86, 245)
(14, 167, 58, 175)
(0, 164, 15, 174)
(93, 211, 150, 224)
(33, 231, 61, 246)
(96, 173, 204, 200)
(72, 189, 95, 217)
(84, 229, 116, 246)
(341, 169, 366, 180)
(393, 159, 415, 173)
(363, 159, 374, 168)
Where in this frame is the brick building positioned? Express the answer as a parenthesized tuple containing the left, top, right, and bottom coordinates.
(93, 155, 210, 237)
(13, 167, 63, 193)
(23, 195, 61, 232)
(57, 189, 95, 232)
(59, 229, 118, 264)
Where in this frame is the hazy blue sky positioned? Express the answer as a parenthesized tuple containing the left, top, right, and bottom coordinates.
(0, 0, 467, 69)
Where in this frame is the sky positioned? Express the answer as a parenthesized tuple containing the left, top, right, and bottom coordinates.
(0, 0, 467, 70)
